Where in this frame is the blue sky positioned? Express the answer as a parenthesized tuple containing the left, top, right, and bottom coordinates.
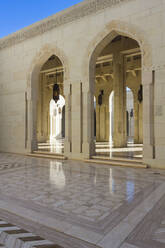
(0, 0, 82, 38)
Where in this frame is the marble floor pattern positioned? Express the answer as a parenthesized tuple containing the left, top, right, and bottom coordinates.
(0, 153, 164, 247)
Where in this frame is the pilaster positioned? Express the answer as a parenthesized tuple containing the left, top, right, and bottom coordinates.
(142, 70, 155, 160)
(154, 69, 165, 161)
(64, 83, 72, 157)
(82, 89, 95, 159)
(71, 82, 83, 156)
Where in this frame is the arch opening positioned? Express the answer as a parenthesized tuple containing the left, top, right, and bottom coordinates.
(92, 34, 143, 160)
(36, 54, 65, 154)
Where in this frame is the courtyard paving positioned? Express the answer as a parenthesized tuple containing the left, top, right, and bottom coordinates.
(0, 153, 164, 247)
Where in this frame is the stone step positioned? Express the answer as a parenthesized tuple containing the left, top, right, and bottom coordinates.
(27, 152, 67, 160)
(85, 158, 149, 169)
(92, 155, 143, 164)
(33, 151, 64, 157)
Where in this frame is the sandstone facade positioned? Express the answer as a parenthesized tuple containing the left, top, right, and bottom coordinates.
(0, 0, 164, 168)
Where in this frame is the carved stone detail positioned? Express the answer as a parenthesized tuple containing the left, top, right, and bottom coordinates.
(0, 0, 131, 50)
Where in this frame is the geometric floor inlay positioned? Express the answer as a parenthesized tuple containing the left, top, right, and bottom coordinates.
(0, 153, 165, 248)
(124, 193, 165, 248)
(0, 161, 160, 235)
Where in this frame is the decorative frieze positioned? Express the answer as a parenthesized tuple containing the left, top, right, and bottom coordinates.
(0, 0, 131, 50)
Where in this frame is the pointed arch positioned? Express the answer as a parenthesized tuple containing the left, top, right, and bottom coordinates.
(82, 20, 150, 158)
(26, 43, 69, 151)
(27, 43, 69, 98)
(82, 20, 152, 90)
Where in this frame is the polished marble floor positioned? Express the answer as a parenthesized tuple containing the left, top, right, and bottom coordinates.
(0, 153, 164, 248)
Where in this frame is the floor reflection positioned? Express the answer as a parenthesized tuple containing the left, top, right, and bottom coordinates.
(0, 153, 151, 223)
(0, 153, 164, 247)
(126, 181, 135, 203)
(50, 161, 66, 189)
(0, 152, 164, 243)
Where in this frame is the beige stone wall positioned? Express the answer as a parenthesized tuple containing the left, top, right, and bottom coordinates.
(0, 0, 164, 168)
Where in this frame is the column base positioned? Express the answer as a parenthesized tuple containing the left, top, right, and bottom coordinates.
(143, 158, 165, 169)
(143, 144, 154, 159)
(82, 140, 95, 159)
(64, 140, 71, 157)
(31, 139, 37, 152)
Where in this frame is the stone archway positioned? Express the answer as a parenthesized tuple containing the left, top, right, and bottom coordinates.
(84, 20, 152, 76)
(26, 44, 69, 153)
(82, 20, 154, 161)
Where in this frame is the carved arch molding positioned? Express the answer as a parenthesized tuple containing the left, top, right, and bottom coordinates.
(27, 44, 70, 99)
(83, 20, 152, 87)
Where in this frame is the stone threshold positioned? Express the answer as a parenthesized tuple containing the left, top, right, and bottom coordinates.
(84, 157, 149, 169)
(27, 151, 67, 160)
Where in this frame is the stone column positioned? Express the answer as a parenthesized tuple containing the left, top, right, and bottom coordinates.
(71, 82, 83, 157)
(38, 74, 49, 143)
(100, 104, 106, 141)
(31, 101, 38, 151)
(42, 87, 51, 142)
(105, 103, 110, 142)
(154, 69, 165, 161)
(96, 101, 109, 142)
(96, 104, 100, 141)
(64, 83, 72, 157)
(143, 70, 155, 159)
(36, 74, 42, 142)
(139, 101, 143, 143)
(26, 96, 36, 152)
(134, 91, 140, 144)
(82, 88, 95, 158)
(113, 52, 127, 147)
(29, 77, 38, 152)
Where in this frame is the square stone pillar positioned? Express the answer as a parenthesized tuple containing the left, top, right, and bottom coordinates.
(143, 70, 155, 159)
(82, 89, 95, 159)
(96, 105, 100, 141)
(26, 97, 33, 152)
(105, 103, 110, 142)
(29, 98, 38, 152)
(113, 53, 127, 147)
(154, 69, 165, 161)
(70, 82, 83, 158)
(96, 102, 109, 142)
(64, 84, 72, 157)
(133, 91, 140, 144)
